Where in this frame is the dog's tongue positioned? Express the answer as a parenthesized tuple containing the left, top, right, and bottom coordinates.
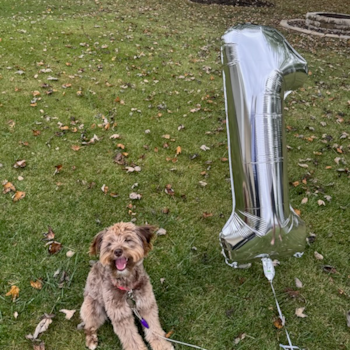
(116, 257, 127, 271)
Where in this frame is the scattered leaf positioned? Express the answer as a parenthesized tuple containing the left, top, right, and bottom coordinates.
(71, 145, 80, 151)
(301, 197, 308, 204)
(33, 342, 46, 350)
(13, 191, 26, 202)
(43, 226, 55, 240)
(129, 192, 142, 200)
(13, 160, 26, 168)
(59, 309, 76, 320)
(295, 307, 307, 318)
(317, 200, 326, 206)
(273, 317, 284, 329)
(164, 184, 174, 196)
(3, 181, 16, 194)
(176, 146, 182, 155)
(156, 228, 167, 236)
(202, 212, 213, 218)
(322, 265, 337, 274)
(66, 250, 75, 258)
(199, 181, 207, 187)
(30, 280, 43, 290)
(101, 184, 108, 194)
(48, 241, 62, 255)
(26, 314, 54, 340)
(200, 145, 210, 151)
(234, 333, 246, 345)
(54, 165, 62, 175)
(110, 134, 121, 139)
(314, 251, 324, 260)
(295, 278, 303, 288)
(6, 285, 19, 301)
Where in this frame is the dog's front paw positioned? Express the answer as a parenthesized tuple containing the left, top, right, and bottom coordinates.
(85, 329, 98, 350)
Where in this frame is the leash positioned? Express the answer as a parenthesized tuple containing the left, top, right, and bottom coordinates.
(121, 287, 209, 350)
(262, 258, 300, 350)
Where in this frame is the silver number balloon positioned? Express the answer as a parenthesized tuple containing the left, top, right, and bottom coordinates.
(220, 24, 308, 266)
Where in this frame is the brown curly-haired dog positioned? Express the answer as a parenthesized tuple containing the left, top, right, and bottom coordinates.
(80, 222, 174, 350)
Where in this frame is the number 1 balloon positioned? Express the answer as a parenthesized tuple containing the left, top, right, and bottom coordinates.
(220, 24, 308, 267)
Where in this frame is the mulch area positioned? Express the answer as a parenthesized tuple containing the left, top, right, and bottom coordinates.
(189, 0, 274, 7)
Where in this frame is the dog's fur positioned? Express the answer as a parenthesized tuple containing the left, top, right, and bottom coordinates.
(80, 222, 174, 350)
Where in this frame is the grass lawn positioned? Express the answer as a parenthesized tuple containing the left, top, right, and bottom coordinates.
(0, 0, 349, 349)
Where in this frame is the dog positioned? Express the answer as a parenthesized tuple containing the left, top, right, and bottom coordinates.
(80, 222, 174, 350)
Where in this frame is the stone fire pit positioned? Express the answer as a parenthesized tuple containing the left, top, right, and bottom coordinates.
(280, 12, 350, 39)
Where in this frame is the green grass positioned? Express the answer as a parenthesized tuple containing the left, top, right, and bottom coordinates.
(0, 0, 350, 349)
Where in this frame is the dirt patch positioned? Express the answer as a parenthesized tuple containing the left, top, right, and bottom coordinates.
(189, 0, 274, 7)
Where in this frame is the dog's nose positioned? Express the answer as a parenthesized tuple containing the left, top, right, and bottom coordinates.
(114, 249, 123, 257)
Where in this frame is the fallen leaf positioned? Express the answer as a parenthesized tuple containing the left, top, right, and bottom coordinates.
(32, 130, 41, 136)
(14, 311, 19, 319)
(156, 228, 167, 236)
(294, 208, 301, 216)
(117, 143, 125, 149)
(314, 251, 324, 260)
(234, 333, 246, 345)
(202, 212, 213, 218)
(273, 317, 284, 329)
(33, 342, 46, 350)
(3, 181, 16, 194)
(129, 192, 142, 200)
(295, 307, 307, 318)
(66, 250, 75, 258)
(13, 160, 26, 168)
(317, 200, 326, 206)
(48, 241, 62, 255)
(162, 134, 170, 139)
(322, 265, 337, 274)
(43, 226, 55, 240)
(26, 314, 54, 340)
(71, 145, 80, 151)
(114, 153, 125, 165)
(298, 163, 308, 168)
(59, 309, 76, 320)
(101, 184, 108, 194)
(295, 278, 303, 288)
(301, 197, 308, 204)
(109, 192, 119, 198)
(110, 134, 121, 139)
(165, 330, 174, 338)
(54, 165, 62, 175)
(200, 145, 210, 151)
(164, 184, 174, 196)
(30, 280, 43, 290)
(6, 285, 19, 301)
(13, 191, 25, 202)
(176, 146, 182, 155)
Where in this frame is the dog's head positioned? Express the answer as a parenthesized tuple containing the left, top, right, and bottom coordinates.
(89, 222, 154, 274)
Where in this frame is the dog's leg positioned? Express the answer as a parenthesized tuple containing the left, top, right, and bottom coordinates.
(140, 304, 175, 350)
(110, 316, 148, 350)
(80, 295, 107, 350)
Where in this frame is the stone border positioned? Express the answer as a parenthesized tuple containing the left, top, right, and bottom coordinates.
(280, 19, 350, 39)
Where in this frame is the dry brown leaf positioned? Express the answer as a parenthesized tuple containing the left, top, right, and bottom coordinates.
(294, 208, 301, 216)
(3, 181, 16, 194)
(162, 134, 170, 139)
(48, 241, 62, 255)
(54, 165, 62, 174)
(295, 307, 307, 318)
(273, 317, 284, 329)
(202, 212, 213, 218)
(43, 226, 55, 240)
(71, 145, 80, 151)
(164, 184, 174, 196)
(117, 143, 125, 149)
(13, 191, 26, 202)
(59, 309, 76, 320)
(26, 314, 54, 340)
(32, 130, 41, 136)
(301, 197, 308, 204)
(5, 285, 19, 301)
(156, 228, 167, 236)
(101, 184, 109, 194)
(66, 250, 75, 258)
(317, 200, 326, 206)
(13, 160, 27, 168)
(176, 146, 182, 155)
(30, 279, 43, 290)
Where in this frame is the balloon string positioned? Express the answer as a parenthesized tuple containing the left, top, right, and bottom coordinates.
(270, 281, 299, 349)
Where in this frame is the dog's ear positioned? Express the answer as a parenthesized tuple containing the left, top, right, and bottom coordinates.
(137, 225, 155, 255)
(89, 229, 107, 256)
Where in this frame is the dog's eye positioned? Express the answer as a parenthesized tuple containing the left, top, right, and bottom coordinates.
(106, 242, 112, 247)
(125, 238, 133, 243)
